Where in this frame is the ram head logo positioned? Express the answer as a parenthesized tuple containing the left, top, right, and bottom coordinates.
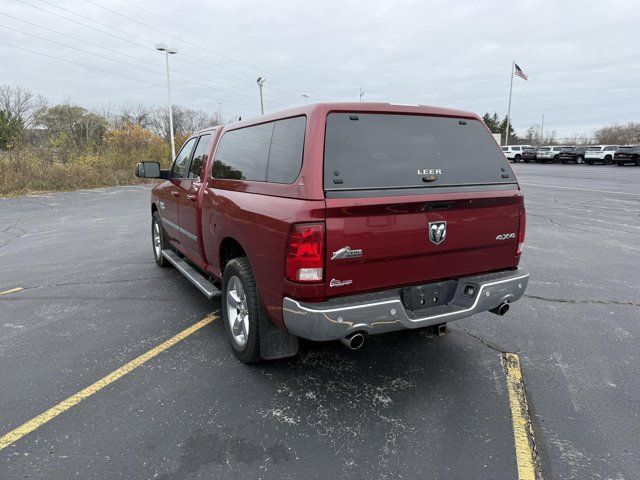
(428, 221, 447, 245)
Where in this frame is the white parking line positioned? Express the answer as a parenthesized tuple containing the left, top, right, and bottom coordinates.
(520, 183, 640, 197)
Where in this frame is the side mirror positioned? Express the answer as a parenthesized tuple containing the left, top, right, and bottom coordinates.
(135, 161, 161, 178)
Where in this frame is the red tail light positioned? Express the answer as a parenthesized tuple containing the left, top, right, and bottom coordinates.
(517, 207, 526, 255)
(285, 223, 325, 283)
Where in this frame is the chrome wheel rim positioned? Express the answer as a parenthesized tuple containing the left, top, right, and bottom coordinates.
(153, 220, 161, 258)
(226, 276, 249, 348)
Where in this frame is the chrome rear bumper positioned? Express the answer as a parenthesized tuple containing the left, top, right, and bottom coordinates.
(283, 269, 529, 341)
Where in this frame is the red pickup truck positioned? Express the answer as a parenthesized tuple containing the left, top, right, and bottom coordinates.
(136, 102, 529, 363)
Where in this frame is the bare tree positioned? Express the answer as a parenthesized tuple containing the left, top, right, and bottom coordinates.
(594, 122, 640, 145)
(148, 105, 221, 142)
(0, 85, 47, 129)
(523, 123, 558, 146)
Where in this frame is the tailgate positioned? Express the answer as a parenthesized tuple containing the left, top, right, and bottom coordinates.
(324, 191, 522, 297)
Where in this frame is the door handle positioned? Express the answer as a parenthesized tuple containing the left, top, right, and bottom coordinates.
(186, 194, 197, 201)
(170, 190, 180, 197)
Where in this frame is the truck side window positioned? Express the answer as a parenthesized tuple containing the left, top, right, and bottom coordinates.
(267, 116, 306, 184)
(213, 123, 274, 181)
(172, 137, 197, 179)
(188, 134, 212, 180)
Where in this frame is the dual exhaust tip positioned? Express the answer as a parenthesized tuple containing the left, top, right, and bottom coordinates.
(490, 302, 510, 316)
(340, 303, 509, 349)
(340, 332, 365, 350)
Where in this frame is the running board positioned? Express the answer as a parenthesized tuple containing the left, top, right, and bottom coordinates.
(161, 249, 221, 299)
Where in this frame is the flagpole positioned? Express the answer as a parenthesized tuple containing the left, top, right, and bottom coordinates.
(504, 60, 514, 146)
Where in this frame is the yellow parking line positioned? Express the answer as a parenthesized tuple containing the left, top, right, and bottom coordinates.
(0, 287, 24, 296)
(0, 314, 216, 451)
(503, 352, 538, 480)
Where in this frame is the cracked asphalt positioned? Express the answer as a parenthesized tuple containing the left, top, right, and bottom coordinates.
(1, 163, 638, 479)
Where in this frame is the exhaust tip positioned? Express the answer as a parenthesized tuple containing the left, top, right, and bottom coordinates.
(490, 302, 510, 316)
(340, 332, 365, 350)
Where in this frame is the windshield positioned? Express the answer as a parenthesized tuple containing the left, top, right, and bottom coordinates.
(618, 147, 633, 151)
(324, 113, 514, 191)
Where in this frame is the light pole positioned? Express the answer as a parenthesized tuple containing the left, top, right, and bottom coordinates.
(156, 43, 177, 159)
(256, 77, 266, 114)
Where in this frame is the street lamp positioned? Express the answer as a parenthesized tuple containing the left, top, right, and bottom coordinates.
(256, 77, 266, 115)
(156, 43, 178, 159)
(301, 94, 309, 104)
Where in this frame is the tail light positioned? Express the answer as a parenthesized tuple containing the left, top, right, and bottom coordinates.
(517, 207, 526, 255)
(285, 223, 324, 283)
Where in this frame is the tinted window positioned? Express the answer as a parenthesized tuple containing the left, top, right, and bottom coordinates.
(188, 134, 212, 179)
(324, 113, 514, 191)
(501, 147, 508, 151)
(267, 117, 306, 183)
(618, 146, 633, 151)
(588, 146, 602, 150)
(213, 123, 274, 180)
(514, 146, 521, 151)
(605, 146, 617, 150)
(539, 147, 551, 151)
(172, 137, 197, 179)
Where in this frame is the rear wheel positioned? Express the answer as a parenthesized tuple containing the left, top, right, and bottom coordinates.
(604, 155, 612, 165)
(514, 154, 521, 162)
(222, 257, 261, 363)
(152, 211, 170, 268)
(576, 156, 584, 164)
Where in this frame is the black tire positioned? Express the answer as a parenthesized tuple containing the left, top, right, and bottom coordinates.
(604, 155, 612, 165)
(514, 154, 521, 162)
(523, 158, 530, 163)
(221, 257, 262, 363)
(576, 156, 584, 164)
(151, 211, 170, 268)
(587, 160, 593, 165)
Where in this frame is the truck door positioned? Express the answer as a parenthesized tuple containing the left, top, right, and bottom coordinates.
(158, 137, 197, 246)
(178, 132, 213, 263)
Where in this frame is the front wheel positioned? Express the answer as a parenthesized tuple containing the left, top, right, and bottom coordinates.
(222, 257, 262, 363)
(152, 211, 170, 268)
(576, 156, 584, 164)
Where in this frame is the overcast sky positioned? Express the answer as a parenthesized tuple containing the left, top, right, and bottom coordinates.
(1, 0, 638, 136)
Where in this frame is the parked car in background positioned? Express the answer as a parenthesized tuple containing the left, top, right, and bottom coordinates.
(614, 145, 640, 166)
(501, 145, 531, 162)
(521, 147, 538, 163)
(135, 102, 529, 363)
(536, 146, 568, 163)
(558, 146, 588, 164)
(585, 145, 618, 164)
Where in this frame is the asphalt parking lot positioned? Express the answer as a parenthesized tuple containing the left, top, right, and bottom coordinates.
(1, 163, 638, 479)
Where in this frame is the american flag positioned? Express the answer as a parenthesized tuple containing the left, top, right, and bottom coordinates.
(514, 63, 528, 80)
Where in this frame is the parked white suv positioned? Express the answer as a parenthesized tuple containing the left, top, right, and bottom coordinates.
(584, 145, 618, 165)
(501, 145, 531, 162)
(536, 146, 568, 163)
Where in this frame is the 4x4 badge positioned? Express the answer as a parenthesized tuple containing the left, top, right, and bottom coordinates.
(428, 221, 446, 245)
